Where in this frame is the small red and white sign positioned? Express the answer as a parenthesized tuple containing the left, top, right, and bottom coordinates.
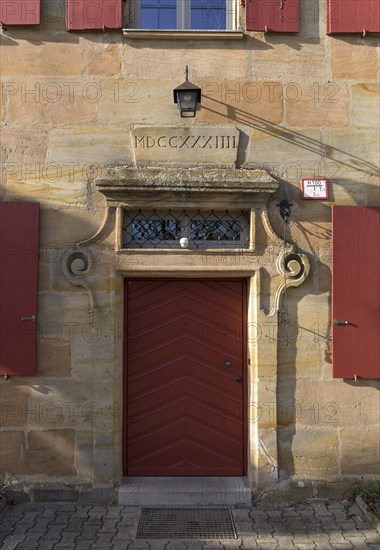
(301, 178, 329, 200)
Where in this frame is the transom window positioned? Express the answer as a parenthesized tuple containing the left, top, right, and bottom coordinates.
(129, 0, 237, 30)
(123, 209, 250, 249)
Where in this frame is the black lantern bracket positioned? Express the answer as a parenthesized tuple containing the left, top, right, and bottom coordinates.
(173, 66, 202, 118)
(276, 199, 293, 222)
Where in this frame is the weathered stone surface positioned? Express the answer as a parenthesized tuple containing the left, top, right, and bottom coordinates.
(0, 385, 29, 427)
(37, 341, 72, 377)
(5, 79, 98, 125)
(95, 166, 279, 225)
(38, 255, 53, 292)
(255, 313, 278, 379)
(71, 340, 118, 381)
(330, 180, 367, 206)
(85, 41, 121, 77)
(330, 37, 379, 80)
(27, 429, 76, 475)
(293, 380, 380, 428)
(0, 129, 48, 164)
(255, 384, 279, 430)
(341, 429, 380, 474)
(320, 128, 380, 183)
(5, 167, 88, 207)
(93, 434, 115, 481)
(198, 80, 283, 125)
(0, 431, 26, 472)
(367, 175, 380, 205)
(287, 223, 331, 266)
(279, 429, 339, 476)
(278, 337, 322, 379)
(99, 78, 180, 125)
(37, 296, 90, 339)
(122, 43, 250, 80)
(0, 78, 5, 131)
(352, 84, 380, 128)
(47, 127, 134, 165)
(76, 431, 94, 480)
(285, 83, 349, 127)
(39, 207, 103, 247)
(0, 35, 82, 76)
(16, 379, 116, 433)
(278, 296, 330, 382)
(245, 128, 324, 180)
(296, 293, 330, 338)
(0, 0, 379, 497)
(250, 41, 327, 80)
(255, 427, 279, 484)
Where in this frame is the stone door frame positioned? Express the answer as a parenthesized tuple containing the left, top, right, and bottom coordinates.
(62, 166, 309, 490)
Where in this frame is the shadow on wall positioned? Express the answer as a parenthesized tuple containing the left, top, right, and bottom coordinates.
(214, 100, 379, 479)
(202, 97, 378, 177)
(270, 186, 379, 479)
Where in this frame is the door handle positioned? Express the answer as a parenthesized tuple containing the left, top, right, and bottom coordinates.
(334, 319, 348, 326)
(235, 377, 242, 384)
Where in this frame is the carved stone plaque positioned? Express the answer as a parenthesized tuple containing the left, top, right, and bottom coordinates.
(131, 126, 240, 165)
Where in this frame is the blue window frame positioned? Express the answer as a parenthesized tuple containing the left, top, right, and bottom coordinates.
(138, 0, 234, 30)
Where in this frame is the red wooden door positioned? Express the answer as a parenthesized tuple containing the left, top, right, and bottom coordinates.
(332, 206, 380, 379)
(125, 279, 246, 475)
(0, 202, 39, 376)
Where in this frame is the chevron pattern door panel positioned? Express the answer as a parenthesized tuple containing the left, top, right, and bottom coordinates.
(125, 279, 246, 475)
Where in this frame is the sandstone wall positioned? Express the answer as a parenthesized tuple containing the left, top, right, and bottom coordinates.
(0, 0, 379, 501)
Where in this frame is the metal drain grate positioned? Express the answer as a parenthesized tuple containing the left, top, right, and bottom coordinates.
(136, 506, 238, 539)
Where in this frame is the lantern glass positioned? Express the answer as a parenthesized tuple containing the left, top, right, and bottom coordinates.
(173, 68, 201, 117)
(176, 89, 199, 117)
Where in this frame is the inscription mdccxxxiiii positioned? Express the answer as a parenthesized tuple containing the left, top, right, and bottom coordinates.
(134, 135, 238, 150)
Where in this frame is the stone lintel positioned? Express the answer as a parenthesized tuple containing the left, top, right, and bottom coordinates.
(96, 166, 279, 207)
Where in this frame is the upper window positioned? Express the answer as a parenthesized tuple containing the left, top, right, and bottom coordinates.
(129, 0, 237, 30)
(122, 209, 250, 249)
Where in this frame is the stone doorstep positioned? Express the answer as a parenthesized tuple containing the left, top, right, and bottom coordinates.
(356, 495, 380, 535)
(118, 477, 252, 506)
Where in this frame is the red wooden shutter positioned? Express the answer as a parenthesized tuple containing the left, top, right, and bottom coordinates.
(246, 0, 299, 32)
(0, 202, 39, 376)
(0, 0, 40, 25)
(66, 0, 122, 30)
(327, 0, 380, 34)
(332, 206, 380, 379)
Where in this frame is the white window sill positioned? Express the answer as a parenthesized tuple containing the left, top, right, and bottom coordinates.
(122, 29, 244, 40)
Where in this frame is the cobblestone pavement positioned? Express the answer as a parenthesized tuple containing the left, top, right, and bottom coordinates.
(1, 501, 379, 550)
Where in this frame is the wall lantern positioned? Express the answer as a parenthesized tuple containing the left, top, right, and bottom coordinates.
(173, 66, 201, 118)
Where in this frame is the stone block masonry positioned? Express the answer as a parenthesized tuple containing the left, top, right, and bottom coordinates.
(0, 0, 379, 502)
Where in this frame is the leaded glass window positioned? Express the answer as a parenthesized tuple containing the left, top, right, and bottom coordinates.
(123, 209, 249, 249)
